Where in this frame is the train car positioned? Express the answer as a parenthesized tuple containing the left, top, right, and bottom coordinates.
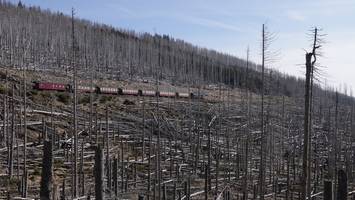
(178, 92, 190, 98)
(77, 85, 96, 93)
(34, 82, 67, 91)
(141, 90, 157, 97)
(159, 91, 176, 98)
(98, 87, 119, 95)
(32, 81, 202, 99)
(121, 89, 141, 96)
(191, 92, 204, 99)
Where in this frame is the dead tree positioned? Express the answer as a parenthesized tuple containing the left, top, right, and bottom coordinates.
(216, 149, 220, 195)
(334, 92, 339, 187)
(324, 180, 333, 200)
(154, 53, 162, 200)
(337, 169, 347, 200)
(205, 164, 208, 200)
(22, 40, 29, 198)
(87, 27, 94, 142)
(142, 99, 146, 161)
(80, 140, 85, 195)
(243, 67, 252, 200)
(40, 140, 53, 200)
(301, 27, 322, 200)
(94, 145, 104, 200)
(104, 107, 111, 195)
(71, 8, 79, 197)
(16, 117, 20, 178)
(8, 85, 14, 177)
(148, 126, 152, 199)
(259, 24, 266, 199)
(113, 157, 118, 196)
(121, 139, 124, 192)
(61, 178, 66, 200)
(2, 70, 7, 147)
(207, 126, 212, 191)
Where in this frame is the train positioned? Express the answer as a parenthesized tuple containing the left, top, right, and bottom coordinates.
(33, 82, 203, 99)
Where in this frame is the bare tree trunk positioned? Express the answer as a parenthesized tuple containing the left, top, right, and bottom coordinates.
(216, 149, 220, 195)
(2, 70, 7, 146)
(22, 63, 28, 197)
(337, 169, 347, 200)
(80, 140, 85, 195)
(301, 52, 312, 200)
(208, 126, 212, 191)
(61, 177, 66, 200)
(142, 98, 146, 162)
(94, 145, 104, 200)
(16, 119, 20, 179)
(302, 27, 320, 200)
(147, 127, 152, 200)
(89, 30, 94, 142)
(95, 107, 98, 144)
(8, 86, 14, 177)
(259, 24, 266, 200)
(40, 140, 53, 200)
(205, 164, 208, 200)
(113, 157, 118, 197)
(243, 89, 251, 200)
(105, 106, 110, 193)
(71, 8, 78, 197)
(121, 139, 124, 192)
(286, 152, 290, 200)
(324, 180, 333, 200)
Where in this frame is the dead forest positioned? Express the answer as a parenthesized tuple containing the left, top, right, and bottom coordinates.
(0, 1, 355, 200)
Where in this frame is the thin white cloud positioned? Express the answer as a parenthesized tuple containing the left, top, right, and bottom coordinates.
(191, 17, 242, 32)
(286, 10, 306, 21)
(105, 2, 138, 18)
(178, 15, 248, 33)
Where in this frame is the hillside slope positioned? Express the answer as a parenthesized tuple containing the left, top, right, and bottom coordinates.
(1, 1, 355, 199)
(0, 1, 312, 98)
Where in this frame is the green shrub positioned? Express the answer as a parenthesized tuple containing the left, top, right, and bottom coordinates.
(0, 86, 12, 96)
(29, 175, 35, 181)
(29, 89, 38, 96)
(79, 95, 90, 105)
(39, 91, 52, 100)
(33, 167, 41, 176)
(0, 84, 12, 95)
(56, 93, 70, 104)
(0, 84, 5, 94)
(99, 95, 113, 104)
(54, 158, 64, 168)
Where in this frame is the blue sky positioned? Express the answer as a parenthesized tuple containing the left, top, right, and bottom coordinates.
(14, 0, 355, 93)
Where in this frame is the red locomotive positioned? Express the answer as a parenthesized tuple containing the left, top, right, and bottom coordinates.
(34, 82, 67, 91)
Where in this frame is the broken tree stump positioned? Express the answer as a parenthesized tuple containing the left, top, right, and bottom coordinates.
(40, 140, 53, 200)
(337, 169, 347, 200)
(95, 145, 104, 200)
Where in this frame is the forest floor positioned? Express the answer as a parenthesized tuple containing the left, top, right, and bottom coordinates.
(0, 67, 333, 200)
